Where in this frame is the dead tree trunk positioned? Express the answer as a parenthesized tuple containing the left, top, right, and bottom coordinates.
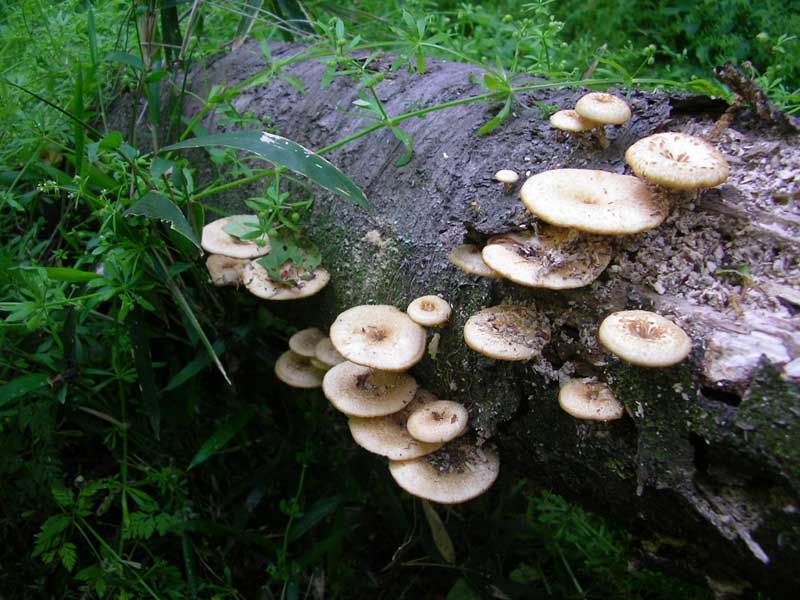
(151, 42, 799, 596)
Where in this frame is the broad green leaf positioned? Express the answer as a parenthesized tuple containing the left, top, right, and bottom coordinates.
(391, 126, 414, 167)
(163, 341, 224, 392)
(477, 97, 512, 136)
(162, 131, 368, 208)
(42, 267, 102, 282)
(129, 309, 160, 438)
(221, 214, 260, 240)
(255, 231, 321, 282)
(0, 373, 49, 408)
(421, 499, 455, 564)
(187, 409, 254, 470)
(103, 51, 144, 71)
(288, 496, 342, 543)
(125, 192, 200, 250)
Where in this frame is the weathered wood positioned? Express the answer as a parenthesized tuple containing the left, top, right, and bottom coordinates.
(141, 42, 799, 596)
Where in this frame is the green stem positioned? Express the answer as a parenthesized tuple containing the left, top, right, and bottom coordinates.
(119, 382, 129, 555)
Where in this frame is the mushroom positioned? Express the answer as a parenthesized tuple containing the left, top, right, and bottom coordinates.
(201, 216, 271, 259)
(274, 350, 326, 388)
(598, 310, 692, 367)
(558, 379, 624, 421)
(463, 305, 551, 361)
(574, 92, 631, 148)
(347, 388, 444, 460)
(288, 327, 326, 358)
(494, 169, 519, 193)
(406, 400, 469, 443)
(205, 255, 249, 287)
(243, 261, 330, 301)
(389, 437, 500, 504)
(520, 169, 668, 235)
(481, 226, 612, 289)
(625, 132, 730, 190)
(329, 305, 426, 372)
(448, 244, 502, 278)
(549, 109, 600, 144)
(315, 337, 346, 367)
(407, 295, 452, 327)
(322, 361, 418, 417)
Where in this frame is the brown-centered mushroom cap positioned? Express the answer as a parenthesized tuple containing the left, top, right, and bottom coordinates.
(322, 361, 418, 417)
(482, 226, 612, 289)
(625, 132, 730, 190)
(206, 255, 249, 287)
(463, 305, 551, 361)
(448, 244, 502, 278)
(315, 337, 346, 367)
(389, 437, 499, 504)
(329, 305, 426, 371)
(598, 310, 692, 367)
(406, 400, 469, 443)
(575, 92, 631, 125)
(407, 296, 452, 327)
(275, 350, 326, 388)
(520, 169, 668, 235)
(243, 261, 330, 301)
(348, 388, 444, 460)
(549, 109, 599, 132)
(558, 379, 624, 421)
(201, 216, 271, 259)
(289, 327, 326, 358)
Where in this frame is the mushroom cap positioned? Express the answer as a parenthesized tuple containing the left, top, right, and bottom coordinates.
(574, 92, 631, 125)
(243, 261, 330, 301)
(406, 400, 469, 443)
(389, 438, 500, 504)
(329, 305, 426, 371)
(275, 350, 326, 388)
(463, 305, 551, 361)
(558, 379, 624, 421)
(289, 327, 326, 358)
(407, 295, 452, 327)
(549, 109, 599, 132)
(322, 361, 418, 417)
(205, 255, 249, 287)
(347, 388, 444, 460)
(598, 310, 692, 367)
(201, 216, 271, 259)
(625, 132, 730, 190)
(494, 169, 520, 184)
(448, 244, 502, 278)
(520, 169, 668, 235)
(482, 227, 612, 289)
(315, 337, 346, 367)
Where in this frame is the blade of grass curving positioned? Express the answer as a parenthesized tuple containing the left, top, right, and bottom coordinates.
(421, 499, 456, 564)
(162, 131, 367, 207)
(72, 65, 86, 178)
(182, 532, 199, 599)
(126, 192, 201, 250)
(187, 408, 254, 470)
(232, 0, 266, 50)
(128, 308, 161, 438)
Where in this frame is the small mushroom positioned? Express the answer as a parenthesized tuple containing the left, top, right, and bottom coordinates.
(329, 305, 426, 372)
(463, 305, 551, 361)
(275, 350, 326, 388)
(574, 92, 631, 148)
(243, 261, 330, 301)
(205, 255, 249, 287)
(598, 310, 692, 367)
(406, 400, 469, 443)
(482, 226, 612, 289)
(315, 337, 346, 367)
(625, 132, 730, 190)
(494, 169, 519, 193)
(407, 295, 452, 327)
(520, 169, 668, 235)
(322, 361, 418, 417)
(201, 216, 271, 259)
(347, 388, 444, 460)
(448, 244, 502, 278)
(389, 437, 500, 504)
(549, 109, 600, 145)
(558, 379, 624, 421)
(289, 327, 326, 358)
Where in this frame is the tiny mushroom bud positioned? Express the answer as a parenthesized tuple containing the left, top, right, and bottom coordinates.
(289, 327, 326, 358)
(464, 305, 551, 361)
(406, 400, 469, 443)
(407, 295, 452, 327)
(558, 379, 624, 421)
(275, 350, 326, 388)
(323, 361, 418, 417)
(448, 244, 502, 278)
(598, 310, 692, 367)
(205, 255, 249, 287)
(201, 216, 271, 259)
(494, 169, 519, 193)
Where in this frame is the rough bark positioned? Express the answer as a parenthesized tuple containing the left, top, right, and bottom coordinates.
(131, 42, 800, 596)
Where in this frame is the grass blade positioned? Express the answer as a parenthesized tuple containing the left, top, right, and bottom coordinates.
(187, 409, 254, 470)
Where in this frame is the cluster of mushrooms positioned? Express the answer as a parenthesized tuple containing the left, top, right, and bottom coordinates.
(456, 91, 731, 423)
(202, 216, 330, 300)
(274, 299, 500, 505)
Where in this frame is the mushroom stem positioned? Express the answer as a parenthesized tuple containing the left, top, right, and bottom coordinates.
(593, 126, 610, 149)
